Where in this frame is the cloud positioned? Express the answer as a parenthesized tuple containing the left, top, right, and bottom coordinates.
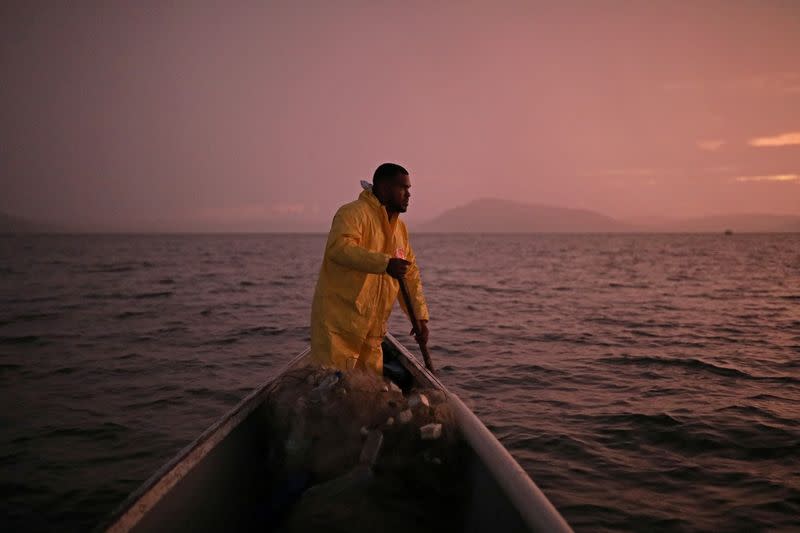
(697, 139, 725, 151)
(592, 166, 737, 178)
(748, 132, 800, 147)
(728, 72, 800, 93)
(734, 174, 799, 183)
(663, 72, 800, 94)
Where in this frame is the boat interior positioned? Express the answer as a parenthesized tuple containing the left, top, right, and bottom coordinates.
(100, 336, 569, 533)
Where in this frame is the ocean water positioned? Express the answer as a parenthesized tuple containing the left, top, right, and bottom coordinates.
(0, 233, 798, 532)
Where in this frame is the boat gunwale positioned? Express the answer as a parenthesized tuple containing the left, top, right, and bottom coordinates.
(97, 348, 310, 533)
(384, 333, 573, 533)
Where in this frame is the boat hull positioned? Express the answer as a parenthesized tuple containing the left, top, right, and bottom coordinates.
(98, 335, 571, 532)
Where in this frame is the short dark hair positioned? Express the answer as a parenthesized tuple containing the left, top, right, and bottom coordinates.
(373, 163, 408, 185)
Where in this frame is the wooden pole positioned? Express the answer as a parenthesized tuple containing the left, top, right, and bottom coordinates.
(398, 277, 435, 373)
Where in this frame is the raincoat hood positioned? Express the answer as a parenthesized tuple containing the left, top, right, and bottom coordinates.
(358, 181, 384, 210)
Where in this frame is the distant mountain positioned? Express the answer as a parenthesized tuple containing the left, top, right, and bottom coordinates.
(417, 198, 633, 233)
(659, 214, 800, 233)
(621, 215, 680, 230)
(0, 212, 53, 233)
(779, 220, 800, 233)
(4, 205, 798, 234)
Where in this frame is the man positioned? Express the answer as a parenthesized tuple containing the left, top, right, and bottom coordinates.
(310, 163, 429, 374)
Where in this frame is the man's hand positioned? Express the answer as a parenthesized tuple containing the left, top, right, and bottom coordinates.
(411, 319, 429, 346)
(386, 257, 410, 279)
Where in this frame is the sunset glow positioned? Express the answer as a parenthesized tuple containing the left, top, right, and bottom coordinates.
(748, 132, 800, 147)
(1, 2, 799, 227)
(734, 174, 800, 183)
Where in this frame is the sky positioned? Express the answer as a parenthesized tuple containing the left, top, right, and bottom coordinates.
(1, 0, 799, 231)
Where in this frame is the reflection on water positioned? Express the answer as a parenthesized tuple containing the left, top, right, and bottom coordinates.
(1, 233, 799, 531)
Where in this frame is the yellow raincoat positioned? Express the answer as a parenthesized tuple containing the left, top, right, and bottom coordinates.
(310, 186, 429, 374)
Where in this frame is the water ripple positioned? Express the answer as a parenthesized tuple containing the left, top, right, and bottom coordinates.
(1, 233, 799, 532)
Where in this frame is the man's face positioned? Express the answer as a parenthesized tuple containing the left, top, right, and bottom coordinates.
(385, 173, 411, 213)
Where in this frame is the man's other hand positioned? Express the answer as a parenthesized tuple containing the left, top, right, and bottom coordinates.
(386, 258, 410, 278)
(411, 320, 429, 345)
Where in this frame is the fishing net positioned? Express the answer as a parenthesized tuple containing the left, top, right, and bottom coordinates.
(262, 362, 468, 533)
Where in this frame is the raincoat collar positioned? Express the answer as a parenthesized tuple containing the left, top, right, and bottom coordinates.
(359, 180, 399, 229)
(359, 180, 391, 212)
(358, 182, 381, 208)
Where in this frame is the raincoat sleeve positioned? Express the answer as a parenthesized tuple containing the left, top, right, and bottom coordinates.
(326, 207, 391, 274)
(398, 238, 430, 322)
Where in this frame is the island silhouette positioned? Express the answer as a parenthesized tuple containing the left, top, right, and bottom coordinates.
(2, 201, 800, 234)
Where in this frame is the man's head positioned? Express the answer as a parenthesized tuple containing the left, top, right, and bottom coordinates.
(372, 162, 411, 213)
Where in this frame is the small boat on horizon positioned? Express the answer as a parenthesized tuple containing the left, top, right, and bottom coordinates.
(97, 333, 572, 532)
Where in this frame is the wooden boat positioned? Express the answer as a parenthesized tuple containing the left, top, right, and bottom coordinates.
(98, 333, 572, 532)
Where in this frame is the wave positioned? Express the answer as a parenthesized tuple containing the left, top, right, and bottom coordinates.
(506, 362, 567, 376)
(184, 387, 241, 404)
(607, 282, 651, 289)
(4, 295, 58, 304)
(234, 326, 287, 337)
(88, 290, 172, 300)
(717, 404, 798, 426)
(84, 292, 126, 300)
(115, 311, 152, 320)
(594, 411, 684, 429)
(205, 336, 239, 346)
(88, 265, 137, 273)
(584, 409, 800, 461)
(113, 352, 142, 361)
(133, 291, 172, 299)
(42, 422, 127, 442)
(1, 312, 61, 323)
(587, 316, 680, 328)
(439, 281, 521, 295)
(88, 261, 155, 273)
(511, 432, 601, 462)
(598, 355, 799, 383)
(0, 335, 44, 345)
(748, 393, 800, 404)
(202, 325, 287, 345)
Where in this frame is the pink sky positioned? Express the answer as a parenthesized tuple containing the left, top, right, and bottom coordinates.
(1, 1, 798, 230)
